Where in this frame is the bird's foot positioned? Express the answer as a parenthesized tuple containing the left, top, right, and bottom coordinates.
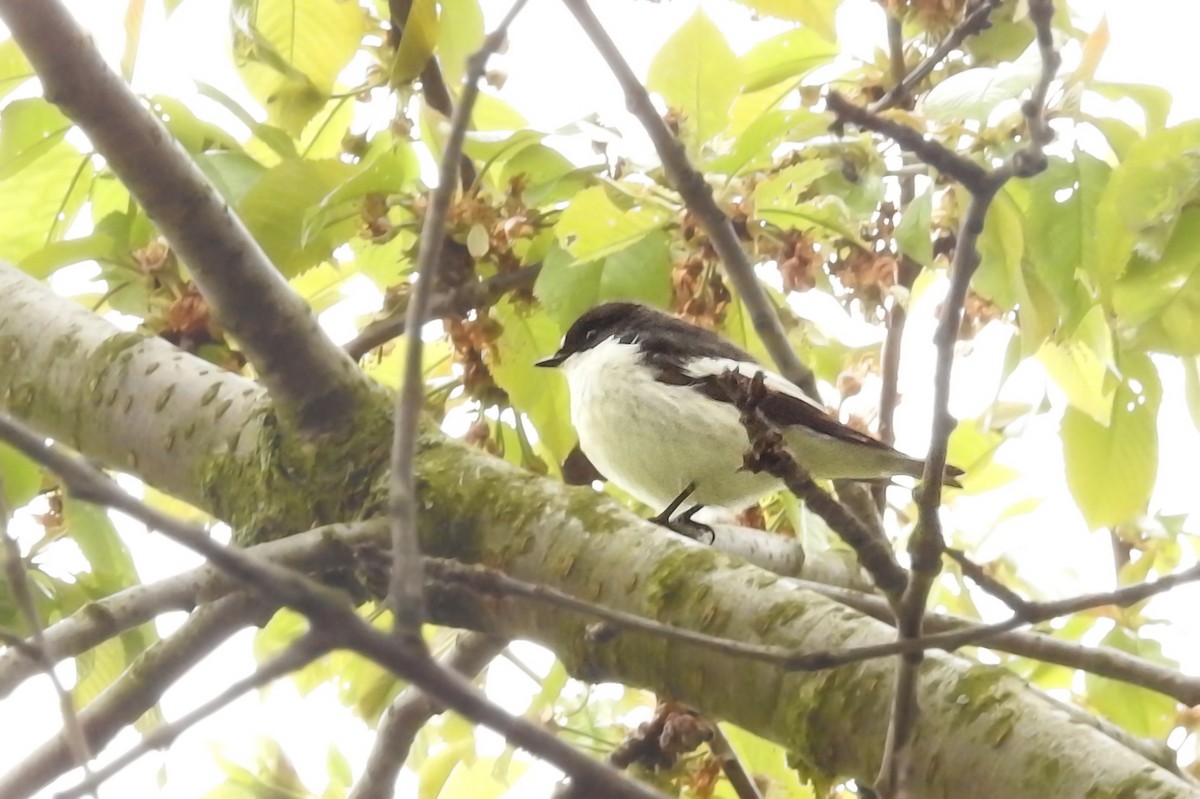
(650, 499, 714, 545)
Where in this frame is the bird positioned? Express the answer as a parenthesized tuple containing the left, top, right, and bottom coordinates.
(535, 301, 962, 527)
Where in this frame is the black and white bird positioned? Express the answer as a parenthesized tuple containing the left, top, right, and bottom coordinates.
(536, 302, 961, 525)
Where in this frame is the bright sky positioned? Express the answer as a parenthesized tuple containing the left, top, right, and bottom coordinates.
(2, 0, 1199, 796)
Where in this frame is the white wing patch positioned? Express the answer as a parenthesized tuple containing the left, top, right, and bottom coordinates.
(681, 357, 824, 408)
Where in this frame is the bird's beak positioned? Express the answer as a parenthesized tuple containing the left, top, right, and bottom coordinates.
(535, 352, 566, 368)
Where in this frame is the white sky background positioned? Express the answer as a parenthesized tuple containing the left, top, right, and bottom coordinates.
(2, 0, 1200, 796)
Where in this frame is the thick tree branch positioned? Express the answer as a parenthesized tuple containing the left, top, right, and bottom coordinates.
(0, 0, 377, 437)
(560, 0, 819, 400)
(349, 632, 507, 799)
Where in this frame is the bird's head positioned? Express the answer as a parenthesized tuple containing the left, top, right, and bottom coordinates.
(535, 302, 651, 369)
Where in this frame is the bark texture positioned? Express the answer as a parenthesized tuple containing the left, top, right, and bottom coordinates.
(0, 263, 1195, 799)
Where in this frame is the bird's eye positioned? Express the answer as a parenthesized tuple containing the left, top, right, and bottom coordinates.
(584, 329, 598, 342)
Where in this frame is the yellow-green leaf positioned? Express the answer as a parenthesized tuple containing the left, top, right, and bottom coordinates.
(488, 298, 574, 463)
(729, 0, 838, 41)
(1112, 207, 1200, 356)
(1062, 352, 1160, 530)
(393, 0, 438, 85)
(647, 9, 743, 152)
(740, 27, 838, 92)
(0, 443, 40, 510)
(554, 186, 670, 264)
(1036, 306, 1116, 425)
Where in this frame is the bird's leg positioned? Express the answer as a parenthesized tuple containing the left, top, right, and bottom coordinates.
(650, 482, 698, 526)
(649, 484, 715, 544)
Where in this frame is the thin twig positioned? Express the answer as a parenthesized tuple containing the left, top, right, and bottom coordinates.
(53, 632, 329, 799)
(708, 724, 764, 799)
(345, 264, 541, 360)
(388, 0, 532, 641)
(870, 0, 1004, 114)
(560, 0, 819, 400)
(867, 3, 1059, 793)
(826, 92, 995, 193)
(945, 548, 1032, 615)
(349, 632, 507, 799)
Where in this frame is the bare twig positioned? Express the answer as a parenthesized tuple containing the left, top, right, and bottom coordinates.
(560, 0, 819, 400)
(870, 0, 1004, 114)
(0, 0, 375, 437)
(0, 482, 94, 787)
(945, 548, 1032, 615)
(826, 92, 995, 192)
(708, 724, 764, 799)
(823, 5, 1060, 793)
(350, 632, 507, 799)
(0, 593, 268, 799)
(0, 520, 382, 698)
(0, 413, 665, 799)
(388, 0, 531, 641)
(345, 264, 541, 360)
(54, 632, 329, 799)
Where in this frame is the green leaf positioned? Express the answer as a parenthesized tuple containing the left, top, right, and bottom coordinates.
(237, 158, 359, 277)
(301, 144, 417, 245)
(972, 188, 1024, 310)
(739, 27, 838, 93)
(1184, 357, 1200, 431)
(704, 107, 830, 176)
(1010, 152, 1109, 327)
(0, 443, 40, 510)
(195, 81, 299, 160)
(894, 186, 933, 268)
(17, 233, 123, 280)
(1112, 207, 1200, 355)
(195, 151, 269, 205)
(149, 96, 243, 154)
(1090, 82, 1172, 132)
(0, 142, 93, 263)
(230, 0, 365, 135)
(1037, 305, 1116, 425)
(729, 0, 839, 42)
(535, 234, 672, 329)
(64, 497, 140, 592)
(752, 159, 834, 216)
(0, 38, 34, 102)
(1084, 626, 1177, 738)
(647, 10, 743, 152)
(1092, 120, 1200, 284)
(554, 185, 670, 264)
(0, 99, 73, 179)
(392, 0, 438, 85)
(488, 298, 574, 463)
(921, 45, 1044, 122)
(1062, 352, 1160, 530)
(437, 0, 484, 86)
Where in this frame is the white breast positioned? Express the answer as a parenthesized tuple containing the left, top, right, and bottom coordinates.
(560, 338, 780, 512)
